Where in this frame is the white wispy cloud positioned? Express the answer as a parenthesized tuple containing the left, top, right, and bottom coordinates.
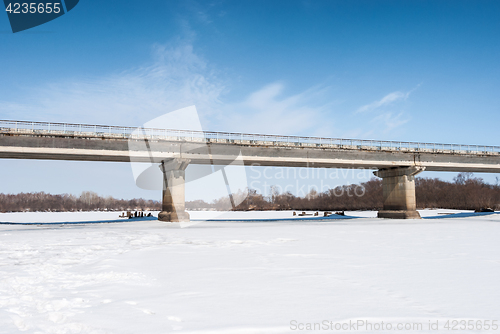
(371, 111, 410, 133)
(347, 86, 420, 137)
(214, 82, 334, 136)
(0, 42, 225, 127)
(0, 41, 335, 137)
(356, 90, 411, 113)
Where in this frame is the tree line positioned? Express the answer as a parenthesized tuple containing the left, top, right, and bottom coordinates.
(415, 173, 500, 210)
(188, 173, 500, 211)
(0, 191, 161, 212)
(1, 173, 498, 212)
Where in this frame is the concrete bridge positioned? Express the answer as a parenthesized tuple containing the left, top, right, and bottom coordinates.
(1, 120, 499, 220)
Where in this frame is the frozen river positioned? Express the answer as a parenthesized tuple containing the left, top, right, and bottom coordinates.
(1, 210, 499, 333)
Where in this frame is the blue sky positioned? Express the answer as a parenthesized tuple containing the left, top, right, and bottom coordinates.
(1, 0, 499, 201)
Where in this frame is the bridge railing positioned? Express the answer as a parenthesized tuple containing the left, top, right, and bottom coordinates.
(1, 119, 499, 155)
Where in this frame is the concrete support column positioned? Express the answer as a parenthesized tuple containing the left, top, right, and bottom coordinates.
(374, 166, 425, 219)
(158, 158, 191, 222)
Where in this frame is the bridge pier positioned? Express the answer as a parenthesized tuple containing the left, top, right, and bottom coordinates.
(374, 166, 425, 219)
(158, 158, 191, 222)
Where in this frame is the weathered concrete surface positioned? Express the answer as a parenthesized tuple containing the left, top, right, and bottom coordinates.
(158, 158, 190, 223)
(374, 166, 425, 219)
(1, 132, 500, 172)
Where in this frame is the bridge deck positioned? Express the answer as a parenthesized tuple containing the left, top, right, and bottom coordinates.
(1, 120, 500, 173)
(1, 119, 499, 155)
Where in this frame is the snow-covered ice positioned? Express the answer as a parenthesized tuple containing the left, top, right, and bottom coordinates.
(1, 210, 499, 333)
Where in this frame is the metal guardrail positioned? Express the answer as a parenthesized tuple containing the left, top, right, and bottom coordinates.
(1, 119, 499, 155)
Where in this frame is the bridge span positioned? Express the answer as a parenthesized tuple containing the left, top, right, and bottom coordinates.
(1, 120, 499, 220)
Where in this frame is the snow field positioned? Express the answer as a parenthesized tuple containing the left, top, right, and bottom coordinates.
(0, 211, 499, 333)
